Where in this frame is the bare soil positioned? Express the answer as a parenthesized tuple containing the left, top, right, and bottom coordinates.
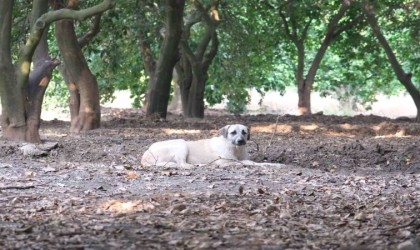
(0, 108, 419, 250)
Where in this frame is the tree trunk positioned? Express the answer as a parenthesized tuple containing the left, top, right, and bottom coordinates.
(0, 0, 114, 142)
(295, 41, 311, 115)
(298, 80, 312, 115)
(145, 0, 185, 118)
(176, 58, 192, 116)
(177, 0, 220, 118)
(363, 3, 420, 121)
(185, 64, 205, 118)
(55, 14, 101, 132)
(167, 70, 182, 113)
(26, 0, 60, 143)
(26, 58, 60, 142)
(0, 1, 28, 141)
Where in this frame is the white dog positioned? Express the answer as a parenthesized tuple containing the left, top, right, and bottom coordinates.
(141, 124, 284, 168)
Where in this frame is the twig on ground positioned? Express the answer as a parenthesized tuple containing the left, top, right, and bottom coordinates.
(387, 219, 417, 231)
(0, 185, 36, 190)
(264, 114, 280, 155)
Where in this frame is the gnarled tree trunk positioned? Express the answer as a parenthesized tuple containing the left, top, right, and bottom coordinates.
(143, 0, 185, 119)
(26, 0, 60, 143)
(0, 0, 115, 142)
(26, 57, 60, 142)
(53, 2, 101, 132)
(0, 0, 27, 141)
(0, 0, 59, 143)
(177, 0, 219, 118)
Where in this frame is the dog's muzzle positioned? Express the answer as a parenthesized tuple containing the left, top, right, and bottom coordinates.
(233, 138, 246, 146)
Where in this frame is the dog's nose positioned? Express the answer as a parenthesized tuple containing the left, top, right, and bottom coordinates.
(237, 139, 245, 145)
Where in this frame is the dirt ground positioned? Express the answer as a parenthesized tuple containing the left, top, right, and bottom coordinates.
(0, 108, 419, 250)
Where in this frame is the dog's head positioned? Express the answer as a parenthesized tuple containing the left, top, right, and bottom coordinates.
(219, 124, 250, 146)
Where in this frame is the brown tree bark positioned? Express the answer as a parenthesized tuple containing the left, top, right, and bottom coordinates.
(26, 0, 61, 143)
(176, 56, 193, 116)
(0, 0, 115, 142)
(177, 0, 219, 118)
(26, 58, 61, 142)
(143, 0, 185, 119)
(362, 2, 420, 121)
(53, 1, 102, 132)
(0, 0, 27, 141)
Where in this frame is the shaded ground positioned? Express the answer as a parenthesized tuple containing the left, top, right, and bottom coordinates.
(0, 109, 419, 249)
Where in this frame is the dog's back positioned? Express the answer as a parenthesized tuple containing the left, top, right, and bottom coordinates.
(141, 139, 189, 166)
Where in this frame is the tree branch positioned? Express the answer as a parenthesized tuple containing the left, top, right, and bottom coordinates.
(184, 12, 202, 31)
(362, 1, 420, 121)
(17, 0, 116, 91)
(277, 1, 299, 45)
(180, 40, 197, 65)
(278, 11, 294, 42)
(193, 0, 219, 59)
(203, 32, 218, 72)
(78, 14, 102, 48)
(332, 13, 364, 39)
(305, 0, 353, 84)
(301, 17, 313, 42)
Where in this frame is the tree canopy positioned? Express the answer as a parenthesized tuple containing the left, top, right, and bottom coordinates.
(1, 0, 419, 142)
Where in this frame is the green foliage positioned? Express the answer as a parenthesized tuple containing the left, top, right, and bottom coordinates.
(7, 0, 419, 115)
(205, 1, 290, 113)
(314, 1, 419, 110)
(84, 2, 149, 107)
(11, 1, 32, 60)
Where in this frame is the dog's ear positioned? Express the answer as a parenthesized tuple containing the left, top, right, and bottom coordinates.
(219, 125, 230, 138)
(247, 126, 251, 140)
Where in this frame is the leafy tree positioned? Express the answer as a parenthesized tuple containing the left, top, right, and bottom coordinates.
(176, 0, 220, 118)
(0, 0, 115, 142)
(362, 1, 419, 121)
(205, 0, 289, 114)
(14, 0, 416, 120)
(68, 1, 147, 108)
(265, 0, 361, 115)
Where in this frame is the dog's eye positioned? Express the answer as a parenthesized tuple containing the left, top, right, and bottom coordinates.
(230, 131, 237, 135)
(242, 130, 247, 135)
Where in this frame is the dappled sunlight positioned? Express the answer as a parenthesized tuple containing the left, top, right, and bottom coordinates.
(340, 123, 354, 130)
(374, 133, 411, 138)
(324, 131, 356, 138)
(84, 106, 93, 113)
(68, 82, 77, 91)
(20, 61, 31, 75)
(99, 199, 157, 214)
(370, 122, 410, 138)
(163, 129, 202, 135)
(252, 124, 294, 134)
(299, 124, 319, 131)
(250, 122, 416, 139)
(42, 130, 68, 137)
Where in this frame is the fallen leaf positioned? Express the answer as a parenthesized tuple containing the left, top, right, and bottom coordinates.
(125, 172, 140, 180)
(43, 166, 57, 172)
